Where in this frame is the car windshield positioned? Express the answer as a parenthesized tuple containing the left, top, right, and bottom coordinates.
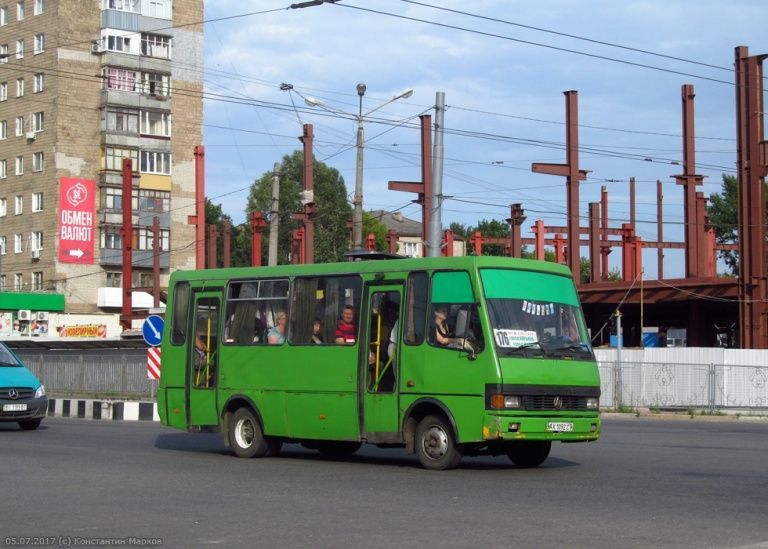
(0, 343, 21, 366)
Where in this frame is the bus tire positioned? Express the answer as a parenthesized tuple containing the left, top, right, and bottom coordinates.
(230, 407, 270, 458)
(507, 440, 551, 468)
(415, 414, 463, 470)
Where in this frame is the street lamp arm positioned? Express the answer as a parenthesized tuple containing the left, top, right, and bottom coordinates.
(362, 88, 414, 118)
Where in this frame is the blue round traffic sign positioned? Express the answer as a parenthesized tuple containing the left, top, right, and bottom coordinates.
(142, 315, 164, 347)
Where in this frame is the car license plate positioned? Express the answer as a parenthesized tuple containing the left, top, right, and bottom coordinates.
(3, 403, 27, 412)
(547, 422, 573, 432)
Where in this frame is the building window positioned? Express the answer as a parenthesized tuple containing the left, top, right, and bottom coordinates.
(16, 77, 23, 97)
(133, 227, 169, 251)
(16, 39, 23, 59)
(32, 152, 43, 172)
(101, 226, 123, 249)
(138, 189, 170, 212)
(32, 191, 42, 211)
(15, 116, 23, 136)
(31, 231, 42, 251)
(14, 233, 22, 253)
(0, 160, 6, 179)
(144, 0, 172, 19)
(33, 111, 43, 132)
(103, 187, 122, 210)
(0, 7, 6, 25)
(104, 67, 138, 92)
(0, 44, 7, 63)
(140, 110, 171, 137)
(33, 73, 43, 92)
(140, 151, 171, 175)
(0, 236, 5, 255)
(15, 156, 23, 175)
(104, 147, 138, 171)
(141, 33, 171, 59)
(0, 120, 5, 139)
(105, 34, 132, 53)
(0, 275, 5, 290)
(16, 1, 24, 21)
(14, 194, 22, 214)
(106, 272, 122, 287)
(0, 198, 6, 216)
(33, 33, 44, 54)
(14, 273, 23, 290)
(102, 0, 139, 13)
(105, 107, 138, 133)
(141, 71, 170, 97)
(32, 272, 42, 291)
(1, 82, 7, 101)
(34, 0, 44, 15)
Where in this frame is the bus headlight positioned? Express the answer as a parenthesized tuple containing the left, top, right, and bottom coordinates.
(586, 397, 599, 409)
(490, 394, 522, 409)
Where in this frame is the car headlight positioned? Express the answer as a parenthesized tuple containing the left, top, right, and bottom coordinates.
(34, 385, 46, 398)
(586, 397, 599, 409)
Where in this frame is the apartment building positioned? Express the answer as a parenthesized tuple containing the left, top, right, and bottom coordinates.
(0, 0, 202, 322)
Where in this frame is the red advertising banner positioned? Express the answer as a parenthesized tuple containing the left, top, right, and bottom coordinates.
(58, 177, 96, 264)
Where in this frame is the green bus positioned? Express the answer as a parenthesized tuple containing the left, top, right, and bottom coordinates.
(158, 255, 601, 470)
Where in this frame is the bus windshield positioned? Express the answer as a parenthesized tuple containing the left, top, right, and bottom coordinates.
(481, 268, 592, 359)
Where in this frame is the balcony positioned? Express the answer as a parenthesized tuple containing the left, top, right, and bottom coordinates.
(99, 248, 170, 269)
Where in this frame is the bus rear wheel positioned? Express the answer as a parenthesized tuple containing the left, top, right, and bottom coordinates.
(507, 440, 551, 468)
(230, 408, 280, 458)
(415, 414, 463, 470)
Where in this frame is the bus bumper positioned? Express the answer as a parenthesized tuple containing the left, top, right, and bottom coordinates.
(482, 413, 601, 442)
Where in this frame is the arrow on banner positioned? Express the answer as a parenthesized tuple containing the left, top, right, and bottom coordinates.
(68, 249, 84, 258)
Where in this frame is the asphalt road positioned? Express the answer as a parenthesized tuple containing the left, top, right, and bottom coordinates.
(1, 417, 767, 549)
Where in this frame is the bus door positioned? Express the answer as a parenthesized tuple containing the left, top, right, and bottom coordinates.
(361, 285, 402, 439)
(187, 292, 221, 428)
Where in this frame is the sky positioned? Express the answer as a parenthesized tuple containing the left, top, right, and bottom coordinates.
(201, 0, 767, 278)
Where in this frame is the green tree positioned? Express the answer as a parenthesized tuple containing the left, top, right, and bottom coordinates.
(246, 151, 352, 264)
(449, 222, 470, 239)
(707, 174, 740, 275)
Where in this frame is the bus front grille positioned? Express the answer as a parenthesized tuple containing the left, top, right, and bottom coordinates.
(523, 395, 589, 411)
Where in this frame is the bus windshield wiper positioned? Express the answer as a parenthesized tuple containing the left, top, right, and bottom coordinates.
(551, 342, 592, 354)
(500, 342, 549, 357)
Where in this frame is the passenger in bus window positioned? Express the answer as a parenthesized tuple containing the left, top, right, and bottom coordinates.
(334, 305, 357, 344)
(267, 311, 287, 345)
(311, 318, 324, 344)
(433, 305, 467, 349)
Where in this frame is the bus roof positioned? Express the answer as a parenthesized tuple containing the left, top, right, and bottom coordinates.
(168, 256, 574, 284)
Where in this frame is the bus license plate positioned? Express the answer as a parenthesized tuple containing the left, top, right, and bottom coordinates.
(547, 422, 573, 432)
(3, 403, 27, 412)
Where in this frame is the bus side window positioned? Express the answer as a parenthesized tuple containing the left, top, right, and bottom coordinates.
(428, 271, 483, 352)
(170, 282, 190, 345)
(404, 272, 428, 345)
(289, 275, 362, 346)
(223, 279, 289, 346)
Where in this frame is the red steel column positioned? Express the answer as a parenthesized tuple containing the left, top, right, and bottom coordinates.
(657, 180, 664, 280)
(207, 225, 218, 269)
(442, 229, 454, 257)
(120, 159, 133, 331)
(507, 203, 526, 258)
(301, 124, 316, 264)
(674, 85, 705, 278)
(534, 220, 545, 260)
(735, 47, 768, 348)
(223, 220, 231, 268)
(152, 216, 160, 308)
(588, 203, 600, 283)
(600, 186, 609, 280)
(250, 211, 267, 267)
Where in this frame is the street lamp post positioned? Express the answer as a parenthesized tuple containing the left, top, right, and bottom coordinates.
(305, 85, 413, 250)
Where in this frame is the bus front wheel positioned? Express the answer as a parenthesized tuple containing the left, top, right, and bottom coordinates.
(507, 440, 551, 468)
(230, 408, 278, 458)
(415, 414, 463, 470)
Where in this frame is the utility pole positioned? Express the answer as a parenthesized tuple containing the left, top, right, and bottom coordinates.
(268, 163, 281, 266)
(428, 92, 445, 257)
(353, 83, 366, 250)
(615, 309, 623, 409)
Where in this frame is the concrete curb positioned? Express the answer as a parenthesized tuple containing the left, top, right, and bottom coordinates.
(47, 398, 159, 421)
(601, 411, 768, 422)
